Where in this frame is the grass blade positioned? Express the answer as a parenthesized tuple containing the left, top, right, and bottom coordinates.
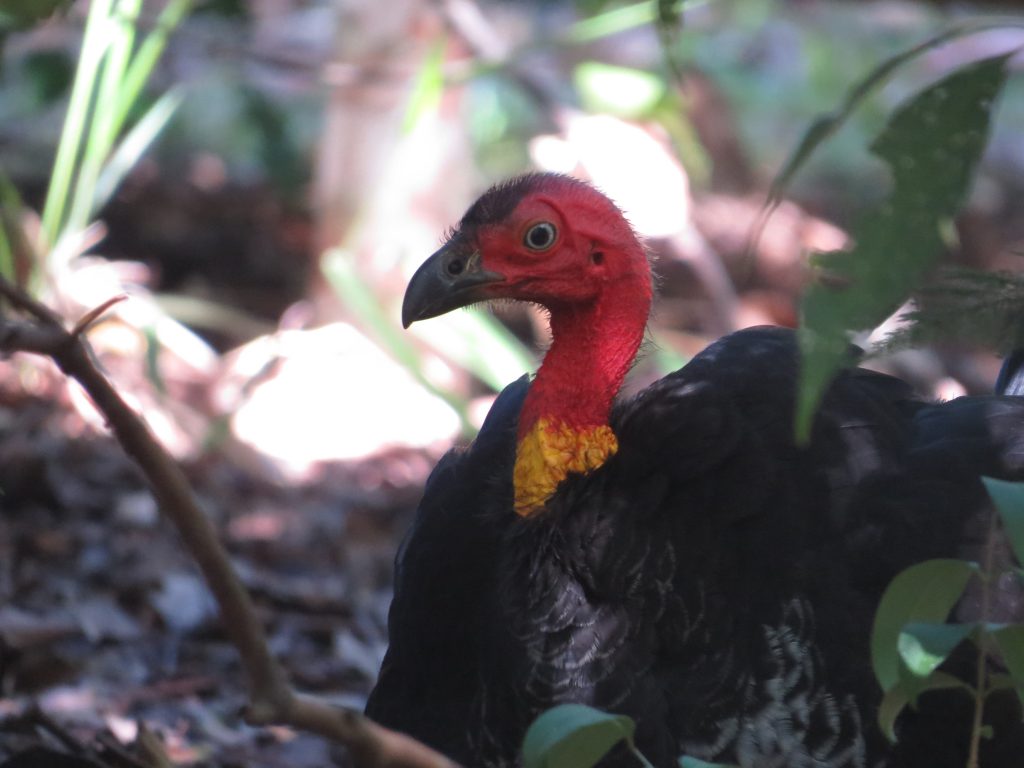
(66, 0, 142, 235)
(40, 0, 115, 250)
(321, 248, 475, 434)
(567, 0, 710, 44)
(94, 87, 184, 213)
(403, 36, 446, 133)
(113, 0, 194, 135)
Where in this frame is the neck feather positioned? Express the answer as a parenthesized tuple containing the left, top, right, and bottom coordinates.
(512, 268, 650, 516)
(517, 294, 647, 438)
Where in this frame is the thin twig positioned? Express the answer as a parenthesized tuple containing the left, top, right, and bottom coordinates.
(27, 704, 94, 757)
(0, 276, 455, 768)
(70, 293, 128, 337)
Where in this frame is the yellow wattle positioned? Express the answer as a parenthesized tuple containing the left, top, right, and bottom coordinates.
(512, 417, 618, 516)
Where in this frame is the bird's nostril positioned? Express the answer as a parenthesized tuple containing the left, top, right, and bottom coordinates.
(447, 259, 465, 276)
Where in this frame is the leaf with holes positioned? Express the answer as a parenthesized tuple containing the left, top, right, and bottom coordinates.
(796, 53, 1011, 440)
(766, 21, 1011, 215)
(522, 704, 637, 768)
(872, 559, 977, 693)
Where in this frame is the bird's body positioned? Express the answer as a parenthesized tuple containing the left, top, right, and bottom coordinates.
(366, 174, 1024, 767)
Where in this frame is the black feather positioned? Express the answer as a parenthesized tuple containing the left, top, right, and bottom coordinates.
(366, 327, 1024, 768)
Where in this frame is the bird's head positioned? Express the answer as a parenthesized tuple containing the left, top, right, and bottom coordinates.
(402, 173, 651, 327)
(403, 173, 653, 516)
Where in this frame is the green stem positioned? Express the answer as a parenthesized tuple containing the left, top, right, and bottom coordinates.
(628, 744, 656, 768)
(967, 512, 999, 768)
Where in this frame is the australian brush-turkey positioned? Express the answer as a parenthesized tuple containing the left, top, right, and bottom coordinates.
(365, 173, 1024, 767)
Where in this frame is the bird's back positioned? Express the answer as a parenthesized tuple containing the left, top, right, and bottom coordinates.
(367, 326, 1024, 768)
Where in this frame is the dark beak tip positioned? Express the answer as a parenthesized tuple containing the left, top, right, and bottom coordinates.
(401, 243, 505, 329)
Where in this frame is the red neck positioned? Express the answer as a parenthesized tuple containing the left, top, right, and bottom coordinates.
(517, 279, 651, 440)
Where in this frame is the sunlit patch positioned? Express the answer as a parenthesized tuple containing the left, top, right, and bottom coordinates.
(513, 417, 618, 516)
(220, 323, 459, 479)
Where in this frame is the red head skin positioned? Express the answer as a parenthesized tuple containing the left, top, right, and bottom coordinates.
(465, 176, 653, 439)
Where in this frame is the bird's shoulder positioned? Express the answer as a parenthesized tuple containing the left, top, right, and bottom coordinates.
(530, 326, 929, 621)
(395, 373, 527, 574)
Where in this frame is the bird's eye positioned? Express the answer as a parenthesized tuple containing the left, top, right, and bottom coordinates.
(523, 222, 557, 251)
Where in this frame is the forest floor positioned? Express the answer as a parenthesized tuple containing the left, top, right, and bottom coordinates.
(0, 382, 423, 768)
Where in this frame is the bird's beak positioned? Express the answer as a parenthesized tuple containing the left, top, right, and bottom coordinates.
(401, 242, 506, 328)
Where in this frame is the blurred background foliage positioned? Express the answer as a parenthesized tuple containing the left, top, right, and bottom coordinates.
(0, 0, 1022, 470)
(2, 3, 1024, 763)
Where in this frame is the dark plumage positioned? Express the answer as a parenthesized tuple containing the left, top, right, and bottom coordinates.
(366, 174, 1024, 767)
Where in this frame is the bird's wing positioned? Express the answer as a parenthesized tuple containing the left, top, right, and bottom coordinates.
(474, 328, 909, 765)
(491, 327, 1021, 767)
(364, 376, 527, 759)
(368, 327, 1024, 767)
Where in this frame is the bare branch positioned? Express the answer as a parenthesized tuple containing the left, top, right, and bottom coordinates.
(0, 319, 73, 358)
(0, 275, 455, 768)
(70, 293, 128, 337)
(0, 275, 65, 326)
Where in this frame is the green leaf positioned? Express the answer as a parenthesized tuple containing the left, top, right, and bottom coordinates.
(898, 621, 977, 679)
(114, 0, 194, 136)
(986, 672, 1019, 693)
(678, 757, 737, 768)
(64, 0, 142, 235)
(567, 1, 660, 44)
(143, 324, 167, 395)
(982, 477, 1024, 566)
(93, 87, 184, 215)
(992, 625, 1024, 710)
(796, 53, 1011, 440)
(766, 22, 1014, 215)
(876, 670, 971, 742)
(403, 36, 446, 133)
(872, 559, 977, 693)
(574, 62, 665, 118)
(0, 171, 27, 284)
(522, 704, 636, 768)
(40, 0, 193, 252)
(41, 0, 115, 247)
